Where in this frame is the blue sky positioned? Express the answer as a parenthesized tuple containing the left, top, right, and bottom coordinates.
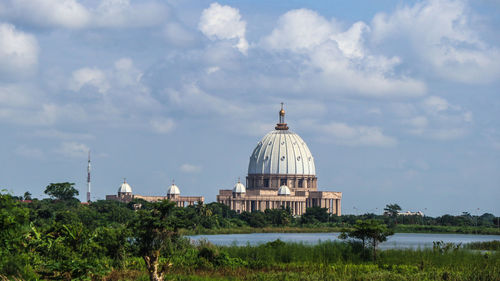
(1, 0, 499, 216)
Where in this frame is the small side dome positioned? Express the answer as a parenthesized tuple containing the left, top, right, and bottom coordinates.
(278, 185, 291, 196)
(233, 180, 246, 193)
(118, 179, 132, 193)
(167, 183, 180, 195)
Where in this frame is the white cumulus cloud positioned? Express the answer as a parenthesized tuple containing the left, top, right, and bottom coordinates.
(69, 67, 109, 94)
(371, 0, 500, 83)
(0, 23, 38, 79)
(1, 0, 90, 29)
(199, 2, 248, 54)
(0, 0, 168, 29)
(262, 8, 426, 97)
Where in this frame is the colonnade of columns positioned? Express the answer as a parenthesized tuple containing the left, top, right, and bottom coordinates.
(220, 197, 342, 216)
(305, 198, 341, 215)
(174, 200, 198, 207)
(222, 198, 308, 216)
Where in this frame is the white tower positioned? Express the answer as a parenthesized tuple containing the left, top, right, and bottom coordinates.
(87, 150, 91, 202)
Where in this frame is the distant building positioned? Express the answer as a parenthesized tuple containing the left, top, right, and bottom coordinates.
(217, 105, 342, 216)
(383, 210, 424, 216)
(106, 179, 204, 206)
(398, 211, 424, 216)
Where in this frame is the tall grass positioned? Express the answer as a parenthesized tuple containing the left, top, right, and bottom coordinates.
(464, 240, 500, 251)
(221, 240, 366, 266)
(104, 240, 500, 281)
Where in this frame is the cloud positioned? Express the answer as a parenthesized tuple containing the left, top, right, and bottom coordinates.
(0, 82, 81, 126)
(163, 22, 197, 47)
(304, 120, 397, 147)
(371, 0, 500, 83)
(32, 129, 94, 140)
(150, 118, 175, 134)
(93, 0, 169, 28)
(1, 0, 90, 29)
(56, 141, 89, 158)
(263, 9, 334, 52)
(261, 9, 426, 97)
(0, 83, 35, 107)
(0, 23, 38, 79)
(423, 96, 450, 113)
(166, 84, 243, 116)
(15, 145, 43, 158)
(199, 2, 248, 54)
(0, 0, 168, 29)
(69, 67, 109, 94)
(180, 163, 202, 173)
(402, 96, 472, 140)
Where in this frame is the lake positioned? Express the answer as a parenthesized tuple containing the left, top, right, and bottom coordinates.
(188, 232, 500, 249)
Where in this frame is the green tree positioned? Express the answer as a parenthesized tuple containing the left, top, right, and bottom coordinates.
(265, 208, 292, 226)
(44, 182, 79, 201)
(300, 206, 330, 224)
(23, 191, 32, 200)
(384, 203, 401, 217)
(340, 219, 394, 261)
(130, 200, 184, 281)
(0, 191, 35, 278)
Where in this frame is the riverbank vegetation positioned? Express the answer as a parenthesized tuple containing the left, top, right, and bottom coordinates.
(2, 185, 500, 280)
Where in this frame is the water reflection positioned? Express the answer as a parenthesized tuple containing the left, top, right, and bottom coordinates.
(188, 232, 500, 249)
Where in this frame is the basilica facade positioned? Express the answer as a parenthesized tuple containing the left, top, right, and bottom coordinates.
(217, 105, 342, 216)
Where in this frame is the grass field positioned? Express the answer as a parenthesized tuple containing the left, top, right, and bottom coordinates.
(101, 240, 500, 281)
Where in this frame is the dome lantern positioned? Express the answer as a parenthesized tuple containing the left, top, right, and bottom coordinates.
(275, 102, 289, 130)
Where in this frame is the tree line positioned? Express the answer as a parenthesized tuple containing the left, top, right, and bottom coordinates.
(1, 183, 499, 280)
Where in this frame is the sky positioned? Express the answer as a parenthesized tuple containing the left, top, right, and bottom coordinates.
(0, 0, 499, 217)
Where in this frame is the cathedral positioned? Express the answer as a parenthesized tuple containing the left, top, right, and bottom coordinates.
(106, 104, 342, 216)
(217, 105, 342, 216)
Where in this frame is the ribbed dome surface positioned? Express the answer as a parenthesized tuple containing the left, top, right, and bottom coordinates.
(248, 130, 315, 175)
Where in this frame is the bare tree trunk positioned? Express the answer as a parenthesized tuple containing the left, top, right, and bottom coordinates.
(144, 251, 164, 281)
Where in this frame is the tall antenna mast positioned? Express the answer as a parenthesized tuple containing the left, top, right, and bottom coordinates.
(87, 150, 91, 202)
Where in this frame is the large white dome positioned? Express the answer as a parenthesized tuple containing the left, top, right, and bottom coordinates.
(248, 130, 315, 175)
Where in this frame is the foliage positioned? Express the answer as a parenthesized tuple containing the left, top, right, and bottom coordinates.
(384, 203, 401, 217)
(300, 207, 330, 224)
(129, 200, 184, 281)
(340, 219, 394, 261)
(465, 240, 500, 251)
(2, 185, 500, 280)
(44, 182, 79, 201)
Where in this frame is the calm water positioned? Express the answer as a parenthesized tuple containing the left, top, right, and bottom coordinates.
(188, 232, 500, 249)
